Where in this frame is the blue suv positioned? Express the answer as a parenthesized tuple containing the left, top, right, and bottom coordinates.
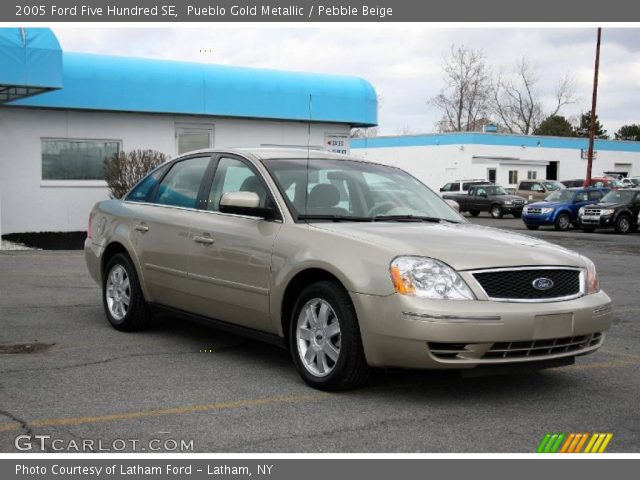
(522, 187, 610, 231)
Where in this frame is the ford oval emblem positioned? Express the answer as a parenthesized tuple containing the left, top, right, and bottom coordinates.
(532, 277, 554, 290)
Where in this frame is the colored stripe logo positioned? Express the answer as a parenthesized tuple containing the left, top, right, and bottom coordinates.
(537, 433, 613, 453)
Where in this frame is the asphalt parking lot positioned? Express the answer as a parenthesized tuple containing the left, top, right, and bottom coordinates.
(1, 217, 639, 453)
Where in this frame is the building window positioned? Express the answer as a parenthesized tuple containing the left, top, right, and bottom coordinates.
(527, 170, 537, 180)
(509, 170, 518, 185)
(176, 125, 213, 155)
(42, 139, 121, 180)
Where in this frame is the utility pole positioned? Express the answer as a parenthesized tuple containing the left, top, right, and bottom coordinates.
(585, 27, 602, 186)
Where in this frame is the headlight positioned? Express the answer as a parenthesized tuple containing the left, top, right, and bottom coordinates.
(582, 256, 600, 294)
(390, 256, 475, 300)
(601, 209, 615, 215)
(579, 207, 585, 215)
(540, 208, 554, 214)
(503, 200, 513, 205)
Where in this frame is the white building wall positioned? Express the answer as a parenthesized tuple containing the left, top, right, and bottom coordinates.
(352, 143, 640, 192)
(0, 107, 348, 234)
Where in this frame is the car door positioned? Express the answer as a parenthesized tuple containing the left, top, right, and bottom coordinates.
(185, 155, 283, 332)
(127, 155, 213, 309)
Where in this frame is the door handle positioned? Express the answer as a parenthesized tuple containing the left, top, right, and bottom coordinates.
(133, 223, 149, 233)
(193, 235, 214, 245)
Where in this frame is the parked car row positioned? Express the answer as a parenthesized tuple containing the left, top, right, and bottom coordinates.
(523, 187, 640, 234)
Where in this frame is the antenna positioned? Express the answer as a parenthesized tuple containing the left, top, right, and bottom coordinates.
(304, 94, 312, 217)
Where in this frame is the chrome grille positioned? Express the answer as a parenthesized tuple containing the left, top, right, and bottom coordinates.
(428, 332, 603, 362)
(526, 208, 543, 214)
(472, 267, 582, 301)
(583, 208, 601, 216)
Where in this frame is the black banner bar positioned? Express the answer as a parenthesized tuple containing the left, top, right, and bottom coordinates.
(3, 0, 640, 22)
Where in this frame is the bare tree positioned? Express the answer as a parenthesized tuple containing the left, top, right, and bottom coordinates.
(491, 58, 575, 135)
(104, 149, 167, 199)
(429, 45, 491, 132)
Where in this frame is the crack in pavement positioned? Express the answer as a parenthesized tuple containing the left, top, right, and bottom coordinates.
(0, 409, 35, 439)
(0, 343, 246, 375)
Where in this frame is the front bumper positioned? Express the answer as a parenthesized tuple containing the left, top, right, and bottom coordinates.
(350, 290, 613, 369)
(501, 204, 524, 214)
(522, 212, 554, 225)
(579, 214, 614, 229)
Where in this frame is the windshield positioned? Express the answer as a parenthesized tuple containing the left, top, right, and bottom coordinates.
(545, 190, 576, 202)
(483, 186, 507, 196)
(262, 158, 465, 223)
(543, 181, 564, 191)
(601, 190, 637, 204)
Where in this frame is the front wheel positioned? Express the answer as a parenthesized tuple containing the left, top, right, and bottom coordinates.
(289, 281, 371, 391)
(554, 212, 571, 231)
(615, 215, 631, 235)
(102, 253, 152, 331)
(490, 205, 503, 219)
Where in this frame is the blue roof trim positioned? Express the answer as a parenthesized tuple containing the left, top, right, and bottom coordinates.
(7, 51, 378, 126)
(0, 28, 62, 90)
(351, 132, 640, 153)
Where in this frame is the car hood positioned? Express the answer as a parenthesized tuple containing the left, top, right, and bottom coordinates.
(310, 222, 585, 271)
(584, 202, 624, 209)
(492, 195, 526, 202)
(525, 201, 566, 208)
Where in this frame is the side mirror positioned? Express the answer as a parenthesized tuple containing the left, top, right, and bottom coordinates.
(219, 191, 275, 219)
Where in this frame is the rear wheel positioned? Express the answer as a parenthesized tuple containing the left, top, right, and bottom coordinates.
(615, 215, 631, 235)
(469, 210, 480, 217)
(554, 212, 571, 231)
(490, 205, 503, 219)
(289, 281, 371, 391)
(526, 225, 539, 230)
(102, 253, 152, 331)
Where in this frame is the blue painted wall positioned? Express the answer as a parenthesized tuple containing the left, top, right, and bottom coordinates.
(351, 132, 640, 154)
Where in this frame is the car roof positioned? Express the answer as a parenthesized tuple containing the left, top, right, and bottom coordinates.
(174, 147, 359, 162)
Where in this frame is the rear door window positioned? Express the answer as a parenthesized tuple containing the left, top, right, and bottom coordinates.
(155, 157, 211, 209)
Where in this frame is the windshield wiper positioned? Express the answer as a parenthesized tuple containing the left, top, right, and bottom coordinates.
(298, 214, 374, 222)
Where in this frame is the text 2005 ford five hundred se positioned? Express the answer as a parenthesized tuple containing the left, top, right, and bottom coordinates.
(85, 148, 613, 390)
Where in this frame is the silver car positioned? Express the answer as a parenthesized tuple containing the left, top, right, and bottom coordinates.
(85, 148, 613, 390)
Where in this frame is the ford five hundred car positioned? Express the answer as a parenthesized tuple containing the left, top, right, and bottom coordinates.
(85, 148, 613, 390)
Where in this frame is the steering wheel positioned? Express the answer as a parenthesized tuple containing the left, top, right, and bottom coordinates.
(366, 201, 398, 217)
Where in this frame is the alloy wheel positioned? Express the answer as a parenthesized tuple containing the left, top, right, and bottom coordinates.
(105, 264, 130, 321)
(296, 298, 341, 377)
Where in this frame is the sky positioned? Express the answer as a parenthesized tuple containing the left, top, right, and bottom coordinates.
(54, 26, 640, 136)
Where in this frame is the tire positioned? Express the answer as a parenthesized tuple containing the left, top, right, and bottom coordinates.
(102, 253, 152, 331)
(554, 212, 571, 231)
(469, 210, 480, 217)
(289, 281, 371, 391)
(614, 215, 631, 235)
(526, 225, 539, 230)
(490, 205, 503, 219)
